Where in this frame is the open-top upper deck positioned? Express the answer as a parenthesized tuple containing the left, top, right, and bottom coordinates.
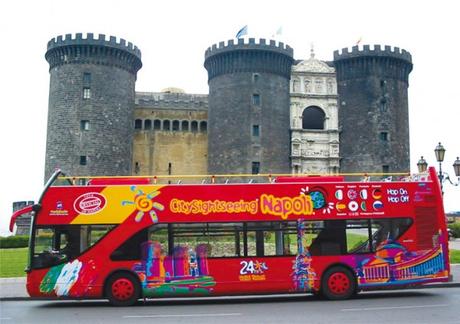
(10, 167, 440, 231)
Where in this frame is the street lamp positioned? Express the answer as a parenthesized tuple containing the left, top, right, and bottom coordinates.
(453, 157, 460, 178)
(432, 142, 460, 193)
(417, 156, 428, 173)
(434, 142, 446, 187)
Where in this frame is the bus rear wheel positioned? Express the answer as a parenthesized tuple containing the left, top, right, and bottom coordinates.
(321, 266, 356, 300)
(106, 272, 140, 306)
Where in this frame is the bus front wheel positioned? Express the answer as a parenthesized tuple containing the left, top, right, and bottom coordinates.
(321, 266, 356, 300)
(106, 272, 140, 306)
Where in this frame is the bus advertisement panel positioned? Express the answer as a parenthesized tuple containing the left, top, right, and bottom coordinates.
(10, 167, 450, 305)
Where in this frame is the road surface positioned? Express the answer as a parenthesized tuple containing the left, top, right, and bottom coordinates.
(1, 287, 460, 323)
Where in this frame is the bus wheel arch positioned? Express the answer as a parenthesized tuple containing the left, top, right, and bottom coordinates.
(320, 264, 357, 300)
(104, 270, 141, 306)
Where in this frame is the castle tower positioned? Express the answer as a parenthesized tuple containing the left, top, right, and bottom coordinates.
(44, 33, 142, 179)
(333, 45, 413, 174)
(204, 38, 294, 175)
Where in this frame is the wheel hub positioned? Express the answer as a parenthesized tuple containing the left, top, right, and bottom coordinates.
(112, 278, 134, 301)
(327, 272, 350, 295)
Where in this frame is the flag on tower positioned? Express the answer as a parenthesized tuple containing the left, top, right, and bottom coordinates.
(272, 26, 283, 38)
(236, 25, 248, 38)
(276, 26, 283, 36)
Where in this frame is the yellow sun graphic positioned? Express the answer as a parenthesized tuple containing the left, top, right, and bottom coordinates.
(122, 186, 164, 223)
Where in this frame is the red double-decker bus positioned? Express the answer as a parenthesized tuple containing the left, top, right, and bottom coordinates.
(10, 167, 450, 305)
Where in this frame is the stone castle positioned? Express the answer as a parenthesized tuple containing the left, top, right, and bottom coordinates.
(44, 33, 413, 180)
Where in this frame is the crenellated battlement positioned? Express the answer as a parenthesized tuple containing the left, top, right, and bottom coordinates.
(204, 38, 294, 80)
(333, 45, 412, 63)
(333, 44, 412, 83)
(205, 38, 293, 59)
(45, 33, 142, 74)
(135, 92, 208, 109)
(47, 33, 141, 58)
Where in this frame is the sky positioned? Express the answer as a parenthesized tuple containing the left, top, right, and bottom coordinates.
(0, 0, 459, 235)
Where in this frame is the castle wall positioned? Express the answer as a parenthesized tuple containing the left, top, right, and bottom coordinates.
(133, 93, 208, 179)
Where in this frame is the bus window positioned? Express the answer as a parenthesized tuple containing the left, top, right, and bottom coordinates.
(207, 223, 243, 257)
(172, 223, 212, 256)
(282, 222, 298, 256)
(346, 220, 371, 254)
(301, 221, 323, 253)
(148, 224, 169, 255)
(31, 225, 115, 268)
(85, 225, 115, 248)
(309, 220, 346, 256)
(31, 226, 81, 268)
(245, 222, 299, 257)
(246, 231, 257, 256)
(171, 223, 244, 258)
(34, 228, 54, 254)
(390, 218, 412, 240)
(111, 229, 148, 261)
(371, 218, 412, 250)
(246, 222, 272, 257)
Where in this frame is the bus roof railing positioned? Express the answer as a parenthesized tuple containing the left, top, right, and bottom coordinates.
(55, 171, 427, 185)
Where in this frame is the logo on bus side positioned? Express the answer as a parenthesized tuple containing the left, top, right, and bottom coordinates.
(239, 260, 268, 281)
(50, 200, 69, 216)
(260, 194, 313, 219)
(74, 192, 106, 215)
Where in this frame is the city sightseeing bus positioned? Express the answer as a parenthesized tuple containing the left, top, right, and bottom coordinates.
(10, 167, 450, 306)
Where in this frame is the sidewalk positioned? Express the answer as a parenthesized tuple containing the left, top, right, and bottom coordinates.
(1, 264, 459, 300)
(0, 277, 27, 299)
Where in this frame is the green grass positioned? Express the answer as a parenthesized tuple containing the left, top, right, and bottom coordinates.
(450, 249, 460, 264)
(0, 247, 28, 277)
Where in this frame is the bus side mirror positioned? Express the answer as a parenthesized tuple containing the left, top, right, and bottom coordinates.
(32, 204, 41, 213)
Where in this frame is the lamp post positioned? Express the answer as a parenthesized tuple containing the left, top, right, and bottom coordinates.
(427, 142, 460, 194)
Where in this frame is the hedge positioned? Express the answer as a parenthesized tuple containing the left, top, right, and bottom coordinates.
(449, 223, 460, 238)
(0, 235, 29, 249)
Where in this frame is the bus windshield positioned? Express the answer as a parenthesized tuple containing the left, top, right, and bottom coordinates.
(31, 225, 115, 269)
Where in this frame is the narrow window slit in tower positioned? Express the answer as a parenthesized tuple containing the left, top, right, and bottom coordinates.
(80, 155, 87, 166)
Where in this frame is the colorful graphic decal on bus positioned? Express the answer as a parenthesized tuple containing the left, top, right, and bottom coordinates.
(39, 259, 100, 297)
(70, 185, 165, 225)
(132, 241, 215, 297)
(239, 260, 268, 281)
(122, 186, 164, 224)
(292, 219, 316, 292)
(332, 185, 388, 216)
(300, 186, 335, 215)
(353, 231, 448, 287)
